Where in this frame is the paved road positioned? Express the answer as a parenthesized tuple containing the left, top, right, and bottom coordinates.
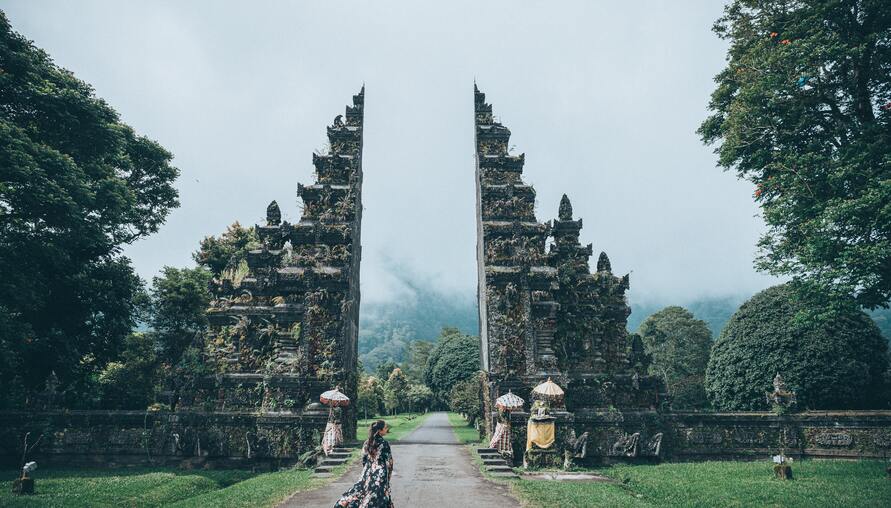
(283, 412, 519, 507)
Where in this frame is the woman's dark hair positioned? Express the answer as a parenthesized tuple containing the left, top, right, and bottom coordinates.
(365, 420, 386, 453)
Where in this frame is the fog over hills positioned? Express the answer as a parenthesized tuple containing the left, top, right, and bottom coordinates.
(358, 273, 891, 373)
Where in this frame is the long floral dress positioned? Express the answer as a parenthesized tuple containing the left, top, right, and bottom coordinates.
(334, 434, 394, 508)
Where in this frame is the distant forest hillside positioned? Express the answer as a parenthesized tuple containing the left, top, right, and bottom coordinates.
(358, 283, 478, 373)
(358, 288, 891, 372)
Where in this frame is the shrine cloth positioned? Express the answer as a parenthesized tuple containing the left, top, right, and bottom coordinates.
(489, 422, 512, 455)
(525, 420, 555, 451)
(322, 422, 343, 456)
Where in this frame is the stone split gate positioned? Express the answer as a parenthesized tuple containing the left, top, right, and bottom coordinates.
(1, 85, 889, 469)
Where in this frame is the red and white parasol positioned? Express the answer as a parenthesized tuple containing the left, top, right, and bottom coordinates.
(320, 386, 350, 407)
(495, 390, 525, 412)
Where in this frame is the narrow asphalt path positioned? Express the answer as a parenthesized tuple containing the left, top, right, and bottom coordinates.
(282, 412, 520, 507)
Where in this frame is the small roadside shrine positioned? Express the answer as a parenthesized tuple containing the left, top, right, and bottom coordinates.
(524, 378, 563, 468)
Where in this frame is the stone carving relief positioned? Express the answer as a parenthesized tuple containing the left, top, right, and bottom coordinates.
(814, 432, 853, 447)
(687, 429, 723, 445)
(610, 432, 640, 457)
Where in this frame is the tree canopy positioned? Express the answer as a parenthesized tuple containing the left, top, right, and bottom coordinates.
(150, 266, 212, 365)
(638, 306, 713, 409)
(424, 327, 481, 407)
(705, 284, 889, 410)
(699, 0, 891, 309)
(193, 222, 258, 279)
(0, 12, 179, 404)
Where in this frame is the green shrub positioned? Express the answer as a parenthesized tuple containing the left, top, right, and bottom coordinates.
(424, 328, 480, 407)
(639, 306, 712, 409)
(98, 333, 159, 409)
(705, 284, 889, 410)
(448, 375, 481, 424)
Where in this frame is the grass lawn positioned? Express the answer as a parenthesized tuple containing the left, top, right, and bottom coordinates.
(355, 412, 431, 441)
(511, 459, 891, 508)
(1, 452, 357, 507)
(446, 412, 483, 444)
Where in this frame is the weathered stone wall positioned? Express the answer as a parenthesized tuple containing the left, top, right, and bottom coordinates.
(664, 410, 891, 461)
(0, 409, 328, 469)
(501, 410, 891, 466)
(3, 408, 887, 468)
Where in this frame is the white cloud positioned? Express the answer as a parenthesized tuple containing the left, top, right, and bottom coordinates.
(3, 0, 779, 305)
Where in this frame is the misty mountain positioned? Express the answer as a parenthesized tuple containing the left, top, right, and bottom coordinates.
(358, 287, 891, 372)
(358, 283, 478, 373)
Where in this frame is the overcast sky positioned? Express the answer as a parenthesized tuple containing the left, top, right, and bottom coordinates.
(4, 1, 779, 306)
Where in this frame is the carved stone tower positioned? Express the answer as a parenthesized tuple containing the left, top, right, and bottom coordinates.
(474, 84, 560, 389)
(474, 85, 664, 464)
(200, 88, 364, 445)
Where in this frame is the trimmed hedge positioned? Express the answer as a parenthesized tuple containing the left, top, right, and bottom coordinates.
(705, 284, 888, 410)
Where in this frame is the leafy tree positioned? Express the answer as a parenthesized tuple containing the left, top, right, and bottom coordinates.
(0, 12, 179, 403)
(357, 375, 384, 419)
(97, 333, 159, 410)
(401, 340, 434, 383)
(382, 385, 399, 416)
(639, 306, 713, 408)
(150, 266, 212, 364)
(193, 222, 258, 278)
(449, 376, 482, 425)
(386, 367, 409, 413)
(375, 360, 398, 382)
(424, 328, 481, 407)
(406, 383, 434, 413)
(699, 0, 891, 309)
(705, 284, 889, 410)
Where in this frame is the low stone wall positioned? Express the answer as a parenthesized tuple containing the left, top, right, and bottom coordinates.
(665, 410, 891, 461)
(0, 409, 328, 469)
(503, 409, 891, 466)
(4, 409, 889, 469)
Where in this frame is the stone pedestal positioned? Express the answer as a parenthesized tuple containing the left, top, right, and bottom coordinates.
(523, 448, 560, 469)
(12, 477, 34, 495)
(774, 464, 793, 480)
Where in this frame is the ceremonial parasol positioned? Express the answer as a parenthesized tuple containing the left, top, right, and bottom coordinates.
(320, 386, 350, 407)
(495, 390, 525, 412)
(532, 377, 564, 402)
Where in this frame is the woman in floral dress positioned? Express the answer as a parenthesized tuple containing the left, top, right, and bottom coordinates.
(334, 420, 394, 508)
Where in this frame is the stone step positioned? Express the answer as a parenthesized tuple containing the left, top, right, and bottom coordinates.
(477, 448, 497, 454)
(320, 458, 348, 466)
(327, 452, 351, 459)
(487, 465, 514, 473)
(490, 471, 519, 478)
(483, 459, 507, 466)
